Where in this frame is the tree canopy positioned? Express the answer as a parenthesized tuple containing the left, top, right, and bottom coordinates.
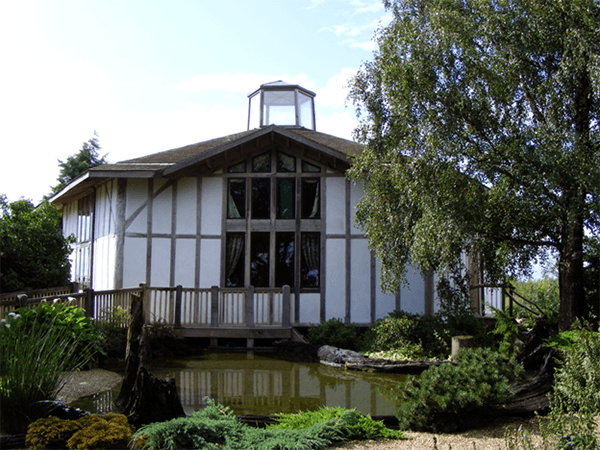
(0, 196, 74, 293)
(348, 0, 600, 330)
(51, 133, 107, 195)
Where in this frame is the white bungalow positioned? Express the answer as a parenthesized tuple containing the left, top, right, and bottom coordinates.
(50, 81, 440, 336)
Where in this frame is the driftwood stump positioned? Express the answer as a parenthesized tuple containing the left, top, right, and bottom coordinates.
(114, 292, 145, 408)
(123, 365, 186, 428)
(114, 289, 185, 427)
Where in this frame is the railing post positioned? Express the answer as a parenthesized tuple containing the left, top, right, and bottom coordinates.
(282, 285, 291, 328)
(17, 294, 28, 308)
(245, 285, 255, 328)
(139, 283, 148, 322)
(174, 285, 183, 328)
(71, 282, 80, 293)
(84, 288, 94, 319)
(210, 286, 219, 327)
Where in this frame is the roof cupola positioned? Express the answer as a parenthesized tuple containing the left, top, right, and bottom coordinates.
(247, 81, 316, 131)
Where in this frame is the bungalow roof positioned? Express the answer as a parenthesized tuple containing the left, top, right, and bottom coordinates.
(50, 125, 363, 205)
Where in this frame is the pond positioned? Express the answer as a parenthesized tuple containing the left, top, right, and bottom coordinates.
(72, 351, 407, 417)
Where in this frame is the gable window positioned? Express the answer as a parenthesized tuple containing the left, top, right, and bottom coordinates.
(224, 151, 322, 290)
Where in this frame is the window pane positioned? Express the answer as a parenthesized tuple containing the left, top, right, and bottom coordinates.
(298, 92, 315, 130)
(226, 233, 245, 287)
(302, 160, 320, 173)
(228, 179, 245, 218)
(228, 161, 246, 173)
(277, 152, 296, 172)
(276, 233, 295, 287)
(301, 233, 320, 287)
(251, 232, 270, 287)
(263, 90, 296, 126)
(252, 152, 271, 172)
(252, 178, 270, 219)
(301, 178, 320, 219)
(276, 178, 295, 219)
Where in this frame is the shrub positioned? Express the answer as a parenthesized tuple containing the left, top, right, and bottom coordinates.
(367, 311, 449, 360)
(306, 318, 362, 351)
(26, 413, 133, 450)
(0, 313, 90, 434)
(2, 302, 103, 368)
(397, 348, 523, 432)
(268, 406, 405, 440)
(133, 398, 400, 450)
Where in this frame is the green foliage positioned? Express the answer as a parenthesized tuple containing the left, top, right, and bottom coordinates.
(550, 323, 600, 414)
(492, 307, 521, 358)
(268, 407, 405, 440)
(134, 398, 400, 450)
(397, 348, 523, 432)
(348, 0, 600, 332)
(51, 133, 108, 195)
(367, 311, 449, 360)
(511, 277, 560, 327)
(0, 196, 73, 293)
(0, 314, 90, 434)
(2, 302, 104, 368)
(504, 325, 600, 449)
(305, 318, 362, 351)
(26, 413, 133, 450)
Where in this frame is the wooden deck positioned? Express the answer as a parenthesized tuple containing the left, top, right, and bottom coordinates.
(0, 284, 294, 347)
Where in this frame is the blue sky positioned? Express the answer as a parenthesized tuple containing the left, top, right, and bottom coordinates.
(1, 0, 390, 204)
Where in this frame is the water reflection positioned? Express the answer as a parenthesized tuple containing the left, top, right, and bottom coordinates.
(73, 352, 406, 417)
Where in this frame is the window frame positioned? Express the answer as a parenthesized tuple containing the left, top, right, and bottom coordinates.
(223, 150, 323, 291)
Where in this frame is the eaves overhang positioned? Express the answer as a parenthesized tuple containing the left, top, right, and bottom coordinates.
(163, 125, 356, 177)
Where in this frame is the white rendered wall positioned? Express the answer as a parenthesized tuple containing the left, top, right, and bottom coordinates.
(123, 237, 146, 288)
(350, 239, 370, 323)
(325, 238, 345, 320)
(176, 178, 197, 235)
(150, 238, 170, 286)
(400, 268, 426, 314)
(125, 179, 148, 234)
(350, 182, 364, 235)
(325, 178, 345, 235)
(199, 239, 221, 287)
(298, 293, 320, 324)
(174, 238, 196, 287)
(152, 180, 172, 235)
(375, 259, 396, 320)
(200, 177, 222, 235)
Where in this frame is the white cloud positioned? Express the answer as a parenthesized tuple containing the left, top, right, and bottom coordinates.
(173, 72, 315, 94)
(316, 68, 357, 108)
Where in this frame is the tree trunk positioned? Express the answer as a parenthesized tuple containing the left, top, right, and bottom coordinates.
(558, 209, 586, 332)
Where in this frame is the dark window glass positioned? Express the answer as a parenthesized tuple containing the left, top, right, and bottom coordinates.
(302, 160, 320, 173)
(301, 233, 320, 287)
(228, 161, 246, 173)
(276, 233, 295, 287)
(251, 178, 270, 219)
(227, 179, 245, 219)
(276, 179, 295, 219)
(252, 152, 271, 172)
(301, 178, 320, 219)
(251, 232, 270, 287)
(277, 152, 296, 172)
(225, 233, 245, 287)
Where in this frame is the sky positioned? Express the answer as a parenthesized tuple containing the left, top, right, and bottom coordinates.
(0, 0, 390, 205)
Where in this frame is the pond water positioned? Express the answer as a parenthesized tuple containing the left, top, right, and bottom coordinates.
(72, 352, 407, 417)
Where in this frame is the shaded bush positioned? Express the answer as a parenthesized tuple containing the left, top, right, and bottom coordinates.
(397, 348, 523, 432)
(268, 406, 405, 440)
(367, 311, 449, 360)
(0, 312, 90, 434)
(2, 302, 103, 368)
(26, 413, 133, 450)
(305, 318, 362, 351)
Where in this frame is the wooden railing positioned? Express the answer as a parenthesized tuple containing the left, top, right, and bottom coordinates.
(1, 284, 292, 330)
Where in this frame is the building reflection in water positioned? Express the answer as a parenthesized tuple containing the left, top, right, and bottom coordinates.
(76, 352, 406, 416)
